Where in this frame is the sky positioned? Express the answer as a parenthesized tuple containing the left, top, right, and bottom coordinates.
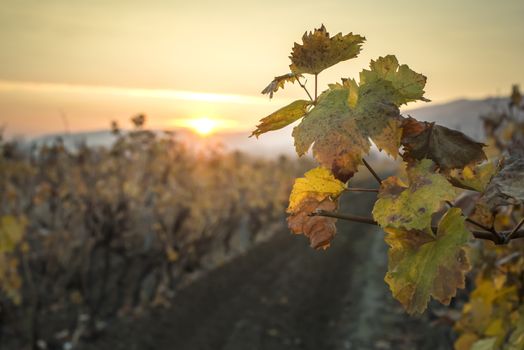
(0, 0, 523, 137)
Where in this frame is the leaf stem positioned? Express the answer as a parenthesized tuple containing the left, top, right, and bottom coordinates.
(295, 75, 314, 102)
(314, 73, 318, 101)
(362, 158, 382, 184)
(312, 210, 522, 244)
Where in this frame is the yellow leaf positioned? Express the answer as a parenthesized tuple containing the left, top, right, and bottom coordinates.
(448, 162, 496, 192)
(455, 333, 479, 350)
(0, 216, 26, 254)
(287, 167, 345, 213)
(251, 99, 311, 138)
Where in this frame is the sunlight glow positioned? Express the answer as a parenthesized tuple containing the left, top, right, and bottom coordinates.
(172, 117, 237, 136)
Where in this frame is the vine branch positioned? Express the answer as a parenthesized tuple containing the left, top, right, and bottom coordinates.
(445, 200, 503, 242)
(362, 158, 382, 184)
(506, 217, 524, 242)
(344, 187, 379, 193)
(311, 210, 524, 245)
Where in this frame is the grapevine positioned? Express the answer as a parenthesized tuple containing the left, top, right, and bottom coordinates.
(253, 23, 524, 337)
(0, 117, 310, 349)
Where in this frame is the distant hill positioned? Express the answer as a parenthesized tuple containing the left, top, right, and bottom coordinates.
(31, 97, 508, 157)
(404, 97, 507, 140)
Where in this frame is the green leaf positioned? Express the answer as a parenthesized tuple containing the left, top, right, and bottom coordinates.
(292, 88, 371, 181)
(261, 73, 303, 99)
(290, 56, 428, 180)
(353, 79, 403, 157)
(373, 159, 456, 230)
(385, 208, 471, 315)
(360, 55, 429, 106)
(251, 99, 311, 138)
(289, 25, 365, 75)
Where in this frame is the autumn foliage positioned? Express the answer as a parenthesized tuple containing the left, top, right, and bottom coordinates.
(0, 120, 309, 349)
(254, 25, 524, 349)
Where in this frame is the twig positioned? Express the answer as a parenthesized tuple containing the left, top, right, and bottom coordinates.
(344, 187, 379, 193)
(311, 210, 521, 244)
(496, 252, 521, 267)
(506, 217, 524, 242)
(313, 210, 376, 225)
(295, 76, 314, 102)
(362, 158, 382, 184)
(445, 200, 503, 242)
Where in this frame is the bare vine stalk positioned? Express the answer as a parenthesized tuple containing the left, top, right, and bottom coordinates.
(312, 210, 524, 245)
(362, 158, 382, 184)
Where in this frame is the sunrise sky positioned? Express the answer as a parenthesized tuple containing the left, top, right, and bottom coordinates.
(1, 0, 523, 137)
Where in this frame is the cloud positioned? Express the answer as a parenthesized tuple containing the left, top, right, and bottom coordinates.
(0, 80, 268, 105)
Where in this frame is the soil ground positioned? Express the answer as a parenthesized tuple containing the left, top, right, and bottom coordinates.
(80, 188, 454, 350)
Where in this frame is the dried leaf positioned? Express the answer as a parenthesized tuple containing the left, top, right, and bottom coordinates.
(287, 197, 338, 249)
(484, 153, 524, 207)
(385, 208, 471, 315)
(286, 167, 345, 249)
(261, 73, 303, 99)
(289, 25, 365, 75)
(401, 117, 487, 170)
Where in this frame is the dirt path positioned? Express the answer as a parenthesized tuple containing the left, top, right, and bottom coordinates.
(81, 190, 453, 350)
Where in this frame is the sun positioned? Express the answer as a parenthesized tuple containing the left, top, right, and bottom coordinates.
(187, 118, 218, 136)
(172, 117, 237, 136)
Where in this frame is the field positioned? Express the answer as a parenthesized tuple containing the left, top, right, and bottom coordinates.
(0, 124, 314, 349)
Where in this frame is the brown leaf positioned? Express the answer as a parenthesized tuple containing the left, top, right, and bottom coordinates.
(287, 197, 338, 249)
(312, 119, 371, 182)
(261, 73, 303, 99)
(401, 117, 486, 170)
